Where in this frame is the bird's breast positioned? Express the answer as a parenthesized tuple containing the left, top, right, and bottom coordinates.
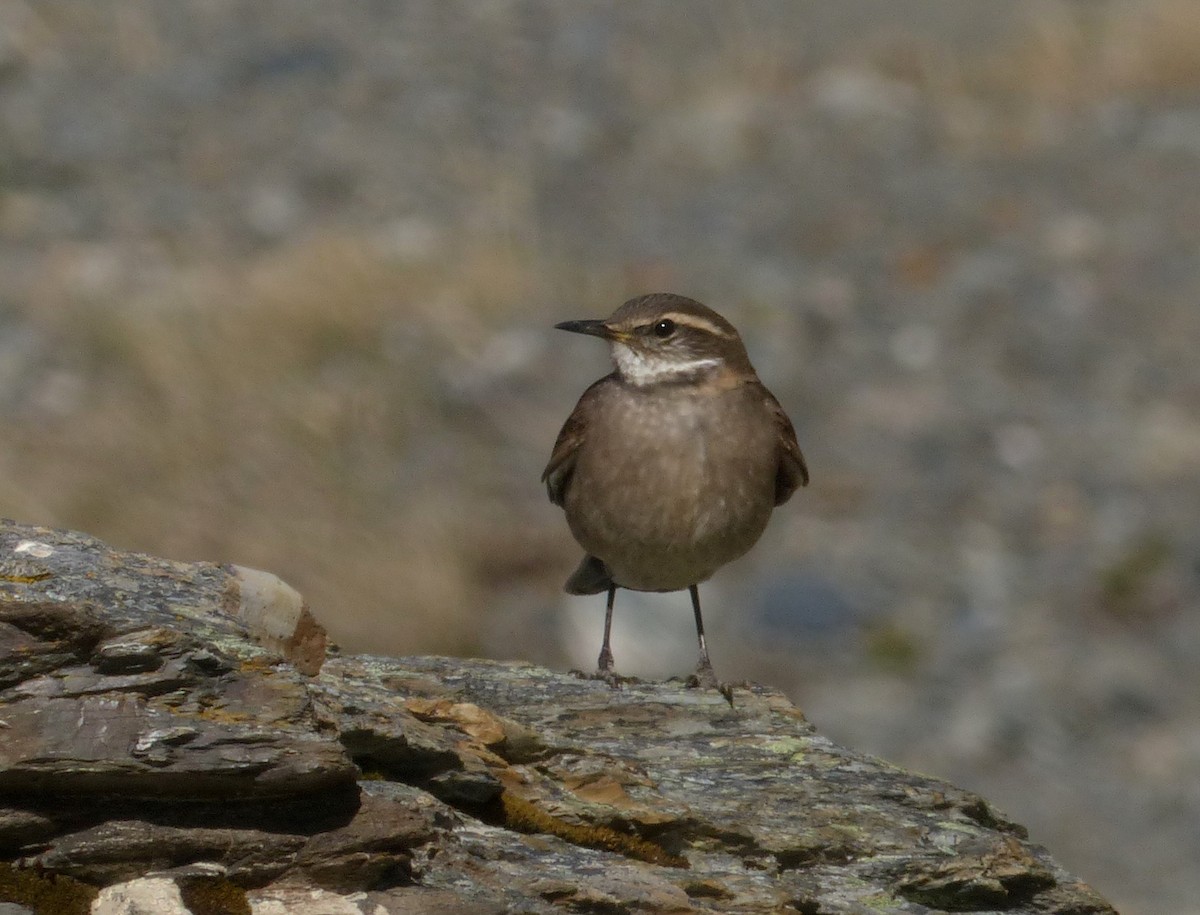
(564, 384, 778, 590)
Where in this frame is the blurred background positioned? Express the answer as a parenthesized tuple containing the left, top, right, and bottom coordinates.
(2, 2, 1198, 911)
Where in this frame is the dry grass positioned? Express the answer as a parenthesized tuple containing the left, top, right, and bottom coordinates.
(914, 3, 1200, 101)
(977, 3, 1200, 100)
(823, 2, 1200, 153)
(3, 231, 571, 655)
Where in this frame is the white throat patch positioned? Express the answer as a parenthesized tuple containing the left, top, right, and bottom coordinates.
(611, 344, 721, 386)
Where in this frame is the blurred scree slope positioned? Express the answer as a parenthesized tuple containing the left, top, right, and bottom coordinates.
(1, 4, 1200, 913)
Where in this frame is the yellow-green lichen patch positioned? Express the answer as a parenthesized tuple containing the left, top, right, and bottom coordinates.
(761, 736, 808, 760)
(681, 878, 733, 899)
(500, 791, 688, 869)
(859, 890, 903, 910)
(0, 862, 98, 915)
(178, 877, 253, 915)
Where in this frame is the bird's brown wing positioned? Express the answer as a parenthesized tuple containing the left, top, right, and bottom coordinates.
(765, 389, 809, 505)
(542, 374, 614, 507)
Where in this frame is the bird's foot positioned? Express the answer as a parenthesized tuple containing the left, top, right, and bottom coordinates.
(686, 662, 735, 706)
(570, 666, 634, 689)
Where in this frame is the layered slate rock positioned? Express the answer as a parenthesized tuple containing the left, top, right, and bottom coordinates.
(0, 524, 346, 805)
(0, 520, 1115, 914)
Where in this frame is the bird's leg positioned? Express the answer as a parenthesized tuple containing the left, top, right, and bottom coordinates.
(689, 584, 713, 673)
(597, 585, 617, 673)
(582, 585, 627, 687)
(572, 586, 632, 687)
(687, 584, 734, 704)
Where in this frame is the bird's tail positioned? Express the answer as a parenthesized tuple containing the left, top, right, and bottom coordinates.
(564, 554, 613, 595)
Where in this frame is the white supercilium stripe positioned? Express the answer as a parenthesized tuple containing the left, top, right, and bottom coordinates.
(658, 313, 732, 338)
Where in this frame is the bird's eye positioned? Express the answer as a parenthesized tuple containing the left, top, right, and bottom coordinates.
(652, 319, 676, 338)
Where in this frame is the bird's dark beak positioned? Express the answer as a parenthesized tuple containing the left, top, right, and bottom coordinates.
(554, 319, 616, 340)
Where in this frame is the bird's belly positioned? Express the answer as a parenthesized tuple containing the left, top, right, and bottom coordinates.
(564, 397, 777, 591)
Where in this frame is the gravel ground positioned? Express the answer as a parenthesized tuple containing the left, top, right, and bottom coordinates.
(2, 4, 1199, 912)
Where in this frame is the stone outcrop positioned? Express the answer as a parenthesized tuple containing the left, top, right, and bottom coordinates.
(0, 520, 1114, 914)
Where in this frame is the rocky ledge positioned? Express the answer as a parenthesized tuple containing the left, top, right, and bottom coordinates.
(0, 519, 1113, 914)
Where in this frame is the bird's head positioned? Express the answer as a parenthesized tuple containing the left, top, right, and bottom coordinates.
(555, 293, 754, 386)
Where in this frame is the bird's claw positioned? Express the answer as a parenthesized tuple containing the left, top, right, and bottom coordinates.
(570, 667, 635, 689)
(686, 662, 735, 706)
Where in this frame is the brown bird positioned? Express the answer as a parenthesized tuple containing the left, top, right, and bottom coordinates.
(543, 293, 807, 689)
